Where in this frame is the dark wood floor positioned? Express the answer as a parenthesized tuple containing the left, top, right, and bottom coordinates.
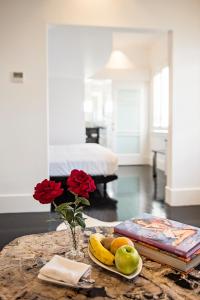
(1, 165, 200, 250)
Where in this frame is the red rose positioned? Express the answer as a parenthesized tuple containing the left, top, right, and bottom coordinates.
(67, 169, 96, 198)
(33, 179, 64, 204)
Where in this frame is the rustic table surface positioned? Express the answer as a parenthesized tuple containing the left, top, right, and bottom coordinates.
(0, 227, 200, 300)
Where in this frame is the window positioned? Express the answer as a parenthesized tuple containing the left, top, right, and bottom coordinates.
(153, 66, 169, 130)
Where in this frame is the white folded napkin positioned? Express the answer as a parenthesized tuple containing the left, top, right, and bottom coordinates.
(39, 255, 91, 285)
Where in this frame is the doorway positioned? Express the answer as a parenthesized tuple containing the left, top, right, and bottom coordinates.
(47, 25, 171, 199)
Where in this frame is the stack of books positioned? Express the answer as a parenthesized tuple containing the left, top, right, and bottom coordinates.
(114, 214, 200, 272)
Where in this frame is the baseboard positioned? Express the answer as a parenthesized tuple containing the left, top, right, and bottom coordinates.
(165, 186, 200, 206)
(0, 194, 50, 213)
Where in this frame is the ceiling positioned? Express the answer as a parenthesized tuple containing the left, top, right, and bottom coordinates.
(113, 31, 166, 50)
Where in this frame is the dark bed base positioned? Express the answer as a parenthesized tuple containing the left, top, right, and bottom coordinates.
(50, 174, 118, 195)
(50, 174, 118, 211)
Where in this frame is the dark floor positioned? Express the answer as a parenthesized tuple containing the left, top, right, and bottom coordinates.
(1, 165, 200, 250)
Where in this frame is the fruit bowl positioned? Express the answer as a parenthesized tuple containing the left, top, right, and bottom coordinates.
(88, 247, 143, 279)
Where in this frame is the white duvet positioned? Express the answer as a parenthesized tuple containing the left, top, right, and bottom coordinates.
(49, 143, 118, 176)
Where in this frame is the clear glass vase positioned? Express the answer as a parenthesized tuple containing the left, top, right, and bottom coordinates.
(65, 225, 84, 261)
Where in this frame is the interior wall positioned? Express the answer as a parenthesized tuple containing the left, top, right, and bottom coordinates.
(148, 33, 169, 171)
(49, 77, 85, 144)
(149, 34, 168, 73)
(0, 0, 49, 212)
(0, 0, 200, 212)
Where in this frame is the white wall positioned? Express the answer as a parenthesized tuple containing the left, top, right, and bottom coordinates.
(149, 34, 168, 73)
(49, 77, 85, 144)
(148, 33, 168, 171)
(0, 0, 49, 212)
(0, 0, 200, 212)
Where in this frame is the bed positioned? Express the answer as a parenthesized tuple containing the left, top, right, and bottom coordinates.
(49, 143, 118, 201)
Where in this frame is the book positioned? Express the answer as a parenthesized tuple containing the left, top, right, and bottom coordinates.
(125, 238, 200, 272)
(114, 214, 200, 258)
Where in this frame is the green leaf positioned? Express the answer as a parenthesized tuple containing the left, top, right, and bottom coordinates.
(56, 205, 74, 224)
(74, 199, 81, 206)
(55, 203, 66, 211)
(55, 206, 64, 216)
(65, 207, 74, 223)
(75, 211, 83, 218)
(75, 206, 83, 212)
(75, 215, 86, 228)
(78, 197, 90, 206)
(66, 202, 74, 206)
(55, 202, 72, 211)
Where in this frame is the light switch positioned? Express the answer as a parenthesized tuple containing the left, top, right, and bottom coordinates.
(11, 72, 24, 83)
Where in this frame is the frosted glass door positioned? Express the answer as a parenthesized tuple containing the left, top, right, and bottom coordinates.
(113, 86, 144, 165)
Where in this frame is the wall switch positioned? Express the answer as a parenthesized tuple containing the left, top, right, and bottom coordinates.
(11, 72, 24, 83)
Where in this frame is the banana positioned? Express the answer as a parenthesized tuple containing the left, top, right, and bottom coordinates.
(89, 233, 115, 266)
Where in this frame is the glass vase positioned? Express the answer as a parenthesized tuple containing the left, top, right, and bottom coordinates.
(65, 225, 84, 261)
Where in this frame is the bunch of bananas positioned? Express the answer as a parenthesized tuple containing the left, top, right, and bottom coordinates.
(89, 233, 115, 266)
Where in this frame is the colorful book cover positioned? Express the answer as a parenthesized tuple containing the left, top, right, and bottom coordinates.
(114, 214, 200, 258)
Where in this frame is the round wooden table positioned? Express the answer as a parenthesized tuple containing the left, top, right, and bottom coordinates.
(0, 227, 200, 300)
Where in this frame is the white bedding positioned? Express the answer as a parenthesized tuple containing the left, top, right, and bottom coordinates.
(49, 144, 118, 176)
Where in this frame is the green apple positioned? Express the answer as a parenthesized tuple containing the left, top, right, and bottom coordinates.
(115, 245, 140, 275)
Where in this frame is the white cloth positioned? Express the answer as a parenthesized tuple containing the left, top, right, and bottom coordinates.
(39, 255, 91, 285)
(49, 143, 118, 176)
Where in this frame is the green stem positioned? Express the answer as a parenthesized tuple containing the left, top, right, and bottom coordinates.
(70, 225, 77, 250)
(53, 196, 80, 250)
(72, 197, 79, 250)
(53, 201, 72, 244)
(53, 201, 57, 209)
